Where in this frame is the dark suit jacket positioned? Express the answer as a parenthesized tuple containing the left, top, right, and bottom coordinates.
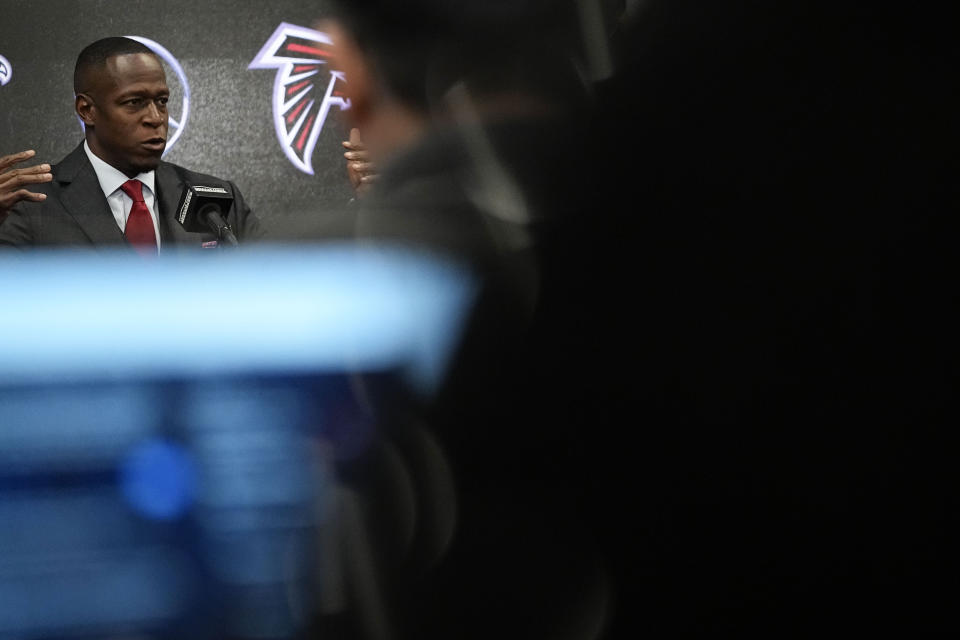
(0, 142, 263, 250)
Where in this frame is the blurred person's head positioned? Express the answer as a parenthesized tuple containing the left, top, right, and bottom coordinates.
(319, 0, 587, 163)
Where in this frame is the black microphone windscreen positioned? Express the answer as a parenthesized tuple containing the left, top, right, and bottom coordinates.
(176, 183, 235, 234)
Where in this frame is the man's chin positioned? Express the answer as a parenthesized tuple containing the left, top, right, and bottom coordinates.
(133, 153, 163, 173)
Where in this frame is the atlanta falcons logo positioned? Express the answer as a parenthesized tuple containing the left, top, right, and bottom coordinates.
(0, 53, 11, 86)
(249, 23, 351, 175)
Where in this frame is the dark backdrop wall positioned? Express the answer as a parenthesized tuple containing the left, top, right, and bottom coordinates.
(0, 0, 355, 235)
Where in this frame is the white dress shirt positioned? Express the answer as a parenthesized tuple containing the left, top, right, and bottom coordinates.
(83, 140, 162, 248)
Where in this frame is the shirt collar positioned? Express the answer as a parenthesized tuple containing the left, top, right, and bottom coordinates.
(83, 140, 156, 199)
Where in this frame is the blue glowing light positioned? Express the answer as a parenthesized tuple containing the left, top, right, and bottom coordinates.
(0, 243, 477, 396)
(120, 439, 197, 520)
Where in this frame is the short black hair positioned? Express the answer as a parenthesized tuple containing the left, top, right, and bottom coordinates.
(74, 36, 157, 94)
(323, 0, 581, 112)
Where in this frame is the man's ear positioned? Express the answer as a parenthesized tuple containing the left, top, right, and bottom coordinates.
(318, 19, 373, 128)
(75, 93, 96, 127)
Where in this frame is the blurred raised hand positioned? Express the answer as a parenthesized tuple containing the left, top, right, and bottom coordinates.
(341, 128, 378, 199)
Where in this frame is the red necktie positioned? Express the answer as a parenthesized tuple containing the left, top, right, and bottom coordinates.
(119, 179, 158, 256)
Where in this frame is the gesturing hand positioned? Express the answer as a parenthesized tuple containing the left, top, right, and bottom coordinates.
(0, 150, 52, 222)
(342, 128, 378, 199)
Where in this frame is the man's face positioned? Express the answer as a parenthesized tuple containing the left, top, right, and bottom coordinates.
(78, 53, 169, 177)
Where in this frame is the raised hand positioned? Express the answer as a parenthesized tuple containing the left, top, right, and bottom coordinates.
(342, 128, 378, 199)
(0, 150, 52, 222)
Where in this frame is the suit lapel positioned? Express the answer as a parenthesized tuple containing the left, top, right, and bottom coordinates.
(56, 147, 214, 250)
(58, 144, 128, 247)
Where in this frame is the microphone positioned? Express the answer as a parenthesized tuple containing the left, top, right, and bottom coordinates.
(175, 182, 239, 247)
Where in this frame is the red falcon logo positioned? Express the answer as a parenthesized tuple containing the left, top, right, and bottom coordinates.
(249, 23, 351, 175)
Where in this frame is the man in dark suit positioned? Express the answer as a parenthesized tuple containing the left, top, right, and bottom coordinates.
(0, 37, 262, 252)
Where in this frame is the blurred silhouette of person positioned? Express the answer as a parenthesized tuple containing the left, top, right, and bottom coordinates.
(314, 2, 621, 639)
(315, 1, 954, 636)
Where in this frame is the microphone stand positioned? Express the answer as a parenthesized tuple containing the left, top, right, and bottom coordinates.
(199, 204, 240, 247)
